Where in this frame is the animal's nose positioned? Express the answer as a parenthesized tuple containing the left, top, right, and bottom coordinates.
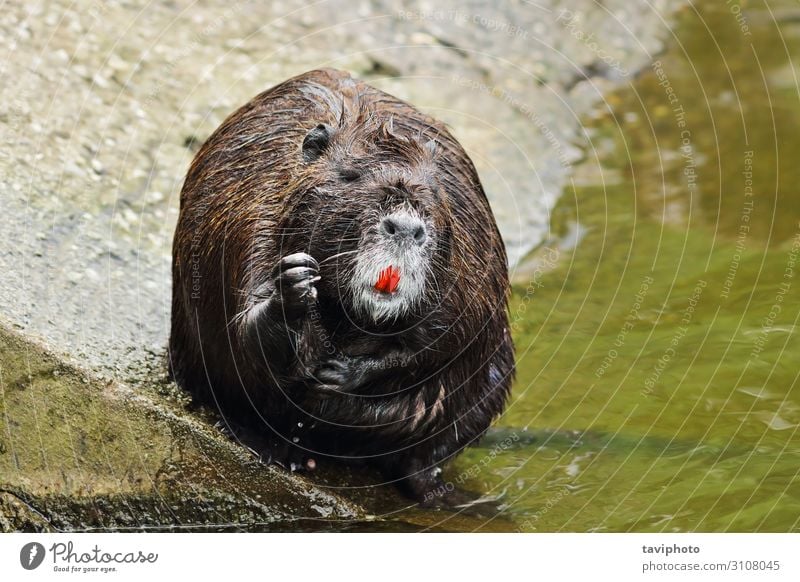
(380, 213, 427, 246)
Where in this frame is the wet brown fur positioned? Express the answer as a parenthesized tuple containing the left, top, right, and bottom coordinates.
(170, 69, 515, 501)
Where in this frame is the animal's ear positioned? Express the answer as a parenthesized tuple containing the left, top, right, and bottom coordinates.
(302, 123, 334, 162)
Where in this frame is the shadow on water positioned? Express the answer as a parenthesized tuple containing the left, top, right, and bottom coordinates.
(443, 0, 800, 532)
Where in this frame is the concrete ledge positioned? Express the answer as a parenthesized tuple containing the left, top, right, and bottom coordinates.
(0, 323, 363, 532)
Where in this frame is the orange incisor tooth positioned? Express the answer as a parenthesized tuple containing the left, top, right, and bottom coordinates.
(375, 265, 400, 293)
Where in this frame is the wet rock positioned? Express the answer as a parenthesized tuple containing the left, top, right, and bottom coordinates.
(0, 324, 361, 531)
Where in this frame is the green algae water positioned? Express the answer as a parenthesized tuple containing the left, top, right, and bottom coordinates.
(446, 0, 800, 532)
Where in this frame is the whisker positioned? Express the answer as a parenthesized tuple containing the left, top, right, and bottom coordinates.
(319, 249, 359, 265)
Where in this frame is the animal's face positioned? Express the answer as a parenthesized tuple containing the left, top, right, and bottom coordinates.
(283, 121, 451, 324)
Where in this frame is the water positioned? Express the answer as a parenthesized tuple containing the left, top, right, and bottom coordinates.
(449, 0, 800, 532)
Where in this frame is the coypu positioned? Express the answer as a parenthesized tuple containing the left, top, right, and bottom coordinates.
(169, 69, 514, 504)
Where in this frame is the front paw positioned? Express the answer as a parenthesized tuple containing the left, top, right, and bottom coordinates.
(272, 252, 320, 319)
(312, 357, 367, 394)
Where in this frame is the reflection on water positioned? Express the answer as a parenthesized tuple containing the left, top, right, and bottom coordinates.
(453, 0, 800, 532)
(616, 2, 800, 245)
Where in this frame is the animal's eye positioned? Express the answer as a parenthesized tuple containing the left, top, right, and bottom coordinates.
(339, 168, 361, 183)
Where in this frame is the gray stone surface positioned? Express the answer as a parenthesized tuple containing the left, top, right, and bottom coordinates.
(0, 0, 678, 375)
